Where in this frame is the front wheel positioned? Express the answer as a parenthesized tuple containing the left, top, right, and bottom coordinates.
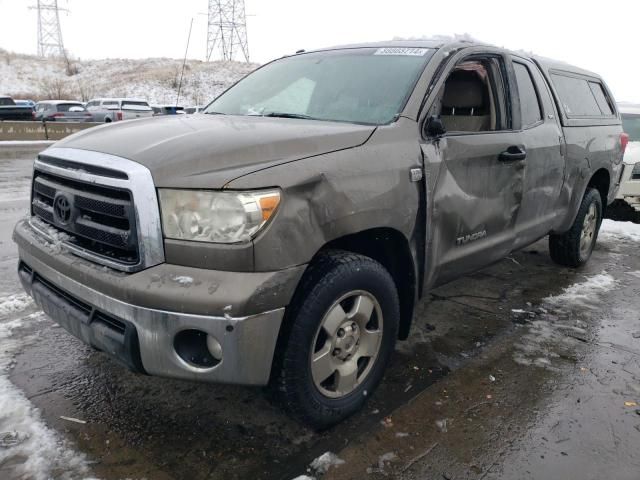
(549, 187, 603, 267)
(273, 250, 399, 429)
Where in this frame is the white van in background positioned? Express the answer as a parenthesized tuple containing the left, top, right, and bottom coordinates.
(85, 98, 154, 123)
(616, 103, 640, 214)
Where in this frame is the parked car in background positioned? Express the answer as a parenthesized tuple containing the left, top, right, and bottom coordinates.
(0, 96, 34, 120)
(613, 103, 640, 213)
(152, 105, 186, 115)
(185, 106, 205, 114)
(85, 98, 154, 123)
(15, 99, 36, 109)
(34, 101, 93, 122)
(13, 40, 625, 428)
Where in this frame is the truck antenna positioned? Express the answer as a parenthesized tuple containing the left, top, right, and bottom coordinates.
(176, 18, 194, 108)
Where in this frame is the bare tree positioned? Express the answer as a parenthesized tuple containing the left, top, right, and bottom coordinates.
(39, 77, 72, 99)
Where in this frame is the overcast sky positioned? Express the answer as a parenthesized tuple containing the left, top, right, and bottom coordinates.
(1, 0, 638, 102)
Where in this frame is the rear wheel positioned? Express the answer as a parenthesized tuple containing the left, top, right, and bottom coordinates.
(273, 250, 399, 429)
(549, 188, 603, 267)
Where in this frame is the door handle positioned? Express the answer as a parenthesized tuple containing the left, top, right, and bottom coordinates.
(499, 146, 527, 162)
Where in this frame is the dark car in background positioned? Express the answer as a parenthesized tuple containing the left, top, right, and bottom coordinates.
(152, 105, 185, 115)
(34, 101, 94, 122)
(0, 96, 35, 120)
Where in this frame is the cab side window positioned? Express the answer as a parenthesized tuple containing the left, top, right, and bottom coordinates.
(439, 57, 509, 133)
(513, 62, 542, 128)
(550, 73, 615, 118)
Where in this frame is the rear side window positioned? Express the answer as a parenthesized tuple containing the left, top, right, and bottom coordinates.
(588, 82, 614, 115)
(514, 62, 542, 128)
(551, 73, 614, 117)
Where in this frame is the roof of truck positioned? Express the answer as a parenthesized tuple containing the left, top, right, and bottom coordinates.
(306, 39, 602, 80)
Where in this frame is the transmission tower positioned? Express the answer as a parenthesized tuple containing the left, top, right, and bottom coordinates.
(206, 0, 250, 62)
(36, 0, 65, 57)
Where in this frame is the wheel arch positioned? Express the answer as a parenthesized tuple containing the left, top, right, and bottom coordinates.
(318, 227, 417, 340)
(587, 168, 611, 206)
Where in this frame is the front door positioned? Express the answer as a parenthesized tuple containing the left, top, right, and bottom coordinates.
(420, 52, 525, 288)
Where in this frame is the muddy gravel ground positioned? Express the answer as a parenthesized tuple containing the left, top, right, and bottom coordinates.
(0, 151, 639, 480)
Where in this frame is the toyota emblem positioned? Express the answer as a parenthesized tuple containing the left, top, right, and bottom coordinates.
(53, 194, 72, 225)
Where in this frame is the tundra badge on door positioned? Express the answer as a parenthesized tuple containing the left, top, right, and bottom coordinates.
(456, 230, 487, 246)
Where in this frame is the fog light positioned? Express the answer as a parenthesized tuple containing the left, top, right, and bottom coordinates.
(206, 335, 223, 361)
(174, 329, 222, 368)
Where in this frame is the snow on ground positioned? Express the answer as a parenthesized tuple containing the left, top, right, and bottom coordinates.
(0, 294, 95, 480)
(292, 451, 346, 479)
(0, 49, 257, 106)
(599, 219, 640, 243)
(0, 293, 32, 316)
(544, 273, 616, 310)
(513, 272, 616, 369)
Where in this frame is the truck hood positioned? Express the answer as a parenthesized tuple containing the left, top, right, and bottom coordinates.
(54, 114, 376, 188)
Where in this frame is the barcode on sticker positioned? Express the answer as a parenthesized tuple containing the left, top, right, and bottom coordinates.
(374, 47, 430, 56)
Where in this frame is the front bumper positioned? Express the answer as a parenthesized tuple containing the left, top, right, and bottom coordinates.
(14, 219, 305, 386)
(616, 163, 640, 212)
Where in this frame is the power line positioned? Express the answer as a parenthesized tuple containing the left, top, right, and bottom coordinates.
(206, 0, 249, 62)
(34, 0, 66, 57)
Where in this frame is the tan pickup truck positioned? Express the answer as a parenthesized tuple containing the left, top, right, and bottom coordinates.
(14, 40, 626, 427)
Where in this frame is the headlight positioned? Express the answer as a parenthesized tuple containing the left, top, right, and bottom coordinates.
(158, 189, 281, 243)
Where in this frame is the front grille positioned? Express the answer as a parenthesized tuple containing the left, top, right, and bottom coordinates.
(31, 169, 139, 265)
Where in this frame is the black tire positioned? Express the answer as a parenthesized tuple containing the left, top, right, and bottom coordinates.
(105, 117, 112, 123)
(549, 188, 603, 267)
(272, 250, 399, 429)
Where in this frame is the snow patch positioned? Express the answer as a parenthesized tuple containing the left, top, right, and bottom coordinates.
(0, 293, 33, 317)
(545, 273, 616, 309)
(513, 272, 615, 369)
(309, 451, 345, 474)
(171, 275, 194, 286)
(0, 297, 95, 480)
(599, 219, 640, 244)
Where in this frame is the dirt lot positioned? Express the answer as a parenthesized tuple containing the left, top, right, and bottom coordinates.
(1, 150, 639, 480)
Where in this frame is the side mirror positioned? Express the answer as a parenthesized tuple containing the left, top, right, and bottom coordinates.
(425, 115, 446, 138)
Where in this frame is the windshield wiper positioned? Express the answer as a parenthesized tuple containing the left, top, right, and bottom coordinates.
(204, 111, 226, 115)
(261, 112, 315, 120)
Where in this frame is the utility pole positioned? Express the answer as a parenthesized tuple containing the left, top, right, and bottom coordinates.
(35, 0, 66, 57)
(206, 0, 250, 62)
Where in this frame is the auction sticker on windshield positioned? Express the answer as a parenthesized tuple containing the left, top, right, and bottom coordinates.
(374, 47, 430, 56)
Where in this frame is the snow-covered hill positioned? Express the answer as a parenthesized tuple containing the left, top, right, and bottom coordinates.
(0, 49, 258, 106)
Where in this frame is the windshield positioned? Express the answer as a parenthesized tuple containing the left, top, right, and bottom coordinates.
(0, 97, 15, 106)
(204, 47, 434, 125)
(622, 113, 640, 142)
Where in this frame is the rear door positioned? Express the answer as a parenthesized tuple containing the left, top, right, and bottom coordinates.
(420, 49, 525, 287)
(510, 57, 564, 247)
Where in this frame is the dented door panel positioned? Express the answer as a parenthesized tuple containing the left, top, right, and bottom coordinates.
(422, 132, 525, 288)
